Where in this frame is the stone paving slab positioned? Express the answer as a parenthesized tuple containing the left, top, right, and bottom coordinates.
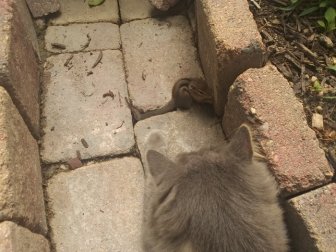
(0, 87, 47, 235)
(196, 0, 265, 115)
(25, 0, 60, 18)
(45, 23, 120, 53)
(0, 221, 50, 252)
(222, 64, 333, 196)
(47, 157, 144, 252)
(119, 0, 155, 22)
(0, 0, 40, 137)
(120, 15, 203, 111)
(134, 106, 225, 173)
(50, 0, 119, 25)
(41, 50, 134, 163)
(285, 183, 336, 252)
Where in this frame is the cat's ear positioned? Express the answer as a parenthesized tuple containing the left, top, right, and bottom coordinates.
(229, 124, 253, 161)
(146, 150, 176, 179)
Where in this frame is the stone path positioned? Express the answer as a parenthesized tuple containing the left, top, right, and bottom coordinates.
(42, 1, 222, 251)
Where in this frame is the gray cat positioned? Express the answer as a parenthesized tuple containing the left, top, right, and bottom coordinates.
(142, 124, 288, 252)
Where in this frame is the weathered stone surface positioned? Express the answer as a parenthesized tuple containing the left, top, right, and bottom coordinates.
(47, 158, 144, 252)
(50, 0, 119, 25)
(0, 0, 40, 137)
(285, 183, 336, 252)
(41, 50, 134, 163)
(45, 23, 120, 53)
(25, 0, 60, 18)
(119, 0, 155, 22)
(134, 106, 225, 173)
(222, 64, 333, 196)
(196, 0, 265, 115)
(15, 0, 40, 58)
(148, 0, 179, 11)
(0, 221, 50, 252)
(0, 87, 47, 235)
(121, 16, 203, 111)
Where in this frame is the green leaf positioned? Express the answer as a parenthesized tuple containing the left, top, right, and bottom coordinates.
(88, 0, 105, 7)
(320, 1, 328, 8)
(317, 20, 326, 28)
(299, 6, 320, 16)
(325, 7, 336, 23)
(313, 80, 323, 92)
(279, 0, 302, 11)
(327, 64, 336, 72)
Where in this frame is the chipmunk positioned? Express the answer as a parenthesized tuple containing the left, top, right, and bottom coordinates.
(130, 78, 213, 122)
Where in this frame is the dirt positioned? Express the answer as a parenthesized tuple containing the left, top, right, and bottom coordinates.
(249, 0, 336, 172)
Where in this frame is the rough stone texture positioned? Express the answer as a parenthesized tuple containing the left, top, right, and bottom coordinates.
(41, 50, 134, 163)
(121, 16, 203, 111)
(285, 183, 336, 252)
(148, 0, 179, 11)
(222, 64, 333, 196)
(0, 221, 50, 252)
(15, 0, 40, 59)
(196, 0, 266, 115)
(25, 0, 60, 18)
(0, 87, 47, 235)
(119, 0, 155, 22)
(47, 158, 144, 252)
(134, 106, 225, 174)
(0, 0, 40, 137)
(50, 0, 119, 25)
(45, 23, 120, 53)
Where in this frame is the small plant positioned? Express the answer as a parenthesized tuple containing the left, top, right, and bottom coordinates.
(281, 0, 336, 32)
(318, 7, 336, 32)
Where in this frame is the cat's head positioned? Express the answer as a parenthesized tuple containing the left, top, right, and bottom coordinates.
(146, 124, 255, 184)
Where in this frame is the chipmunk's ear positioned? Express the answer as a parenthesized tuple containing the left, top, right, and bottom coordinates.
(146, 150, 176, 181)
(228, 124, 253, 162)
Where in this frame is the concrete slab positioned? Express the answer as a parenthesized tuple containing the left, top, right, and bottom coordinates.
(286, 183, 336, 252)
(0, 221, 50, 252)
(120, 16, 203, 112)
(196, 0, 265, 115)
(119, 0, 155, 22)
(50, 0, 119, 25)
(45, 23, 120, 53)
(47, 157, 144, 252)
(0, 87, 47, 235)
(223, 64, 333, 196)
(134, 106, 225, 173)
(41, 50, 134, 163)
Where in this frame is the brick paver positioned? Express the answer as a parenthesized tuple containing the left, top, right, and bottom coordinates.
(47, 158, 144, 252)
(120, 15, 203, 112)
(45, 23, 120, 53)
(196, 0, 265, 115)
(0, 221, 50, 252)
(223, 64, 333, 196)
(134, 107, 225, 174)
(41, 50, 134, 163)
(0, 0, 40, 137)
(119, 0, 155, 22)
(286, 183, 336, 251)
(50, 0, 119, 25)
(0, 87, 47, 235)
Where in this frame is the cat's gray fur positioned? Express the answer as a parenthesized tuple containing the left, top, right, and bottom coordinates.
(142, 124, 288, 252)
